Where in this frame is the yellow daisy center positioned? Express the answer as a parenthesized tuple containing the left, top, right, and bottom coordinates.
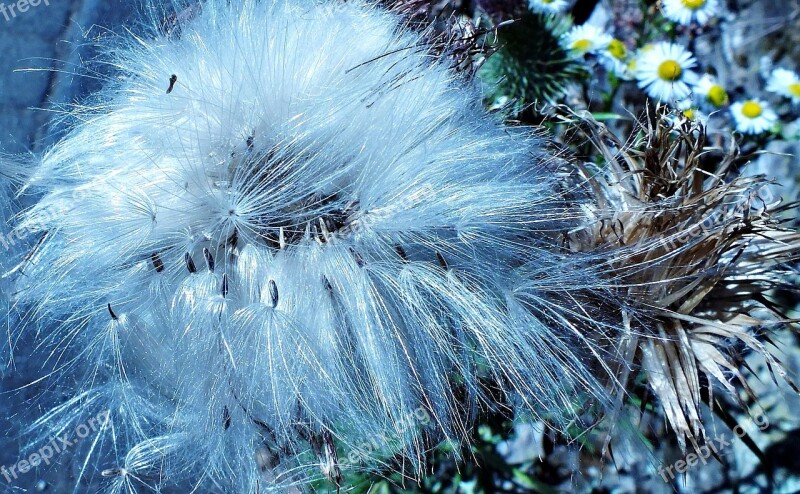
(741, 101, 762, 119)
(657, 60, 682, 81)
(789, 83, 800, 97)
(680, 0, 706, 9)
(572, 39, 592, 52)
(542, 0, 554, 3)
(707, 85, 728, 106)
(683, 109, 696, 119)
(608, 39, 627, 60)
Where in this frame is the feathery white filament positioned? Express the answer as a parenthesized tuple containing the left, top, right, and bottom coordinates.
(8, 0, 615, 491)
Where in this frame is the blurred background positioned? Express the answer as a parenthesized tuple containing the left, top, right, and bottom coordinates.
(0, 0, 137, 154)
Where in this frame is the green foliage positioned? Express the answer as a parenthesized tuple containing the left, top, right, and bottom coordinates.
(330, 405, 572, 493)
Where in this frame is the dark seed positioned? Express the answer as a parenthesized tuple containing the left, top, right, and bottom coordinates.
(227, 228, 239, 248)
(107, 303, 118, 321)
(436, 252, 448, 271)
(223, 405, 231, 430)
(167, 74, 178, 94)
(150, 253, 165, 273)
(185, 253, 197, 273)
(395, 245, 408, 262)
(221, 273, 229, 298)
(101, 468, 123, 478)
(268, 280, 279, 308)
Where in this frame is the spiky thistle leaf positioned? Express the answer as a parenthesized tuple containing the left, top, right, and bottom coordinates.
(478, 12, 584, 111)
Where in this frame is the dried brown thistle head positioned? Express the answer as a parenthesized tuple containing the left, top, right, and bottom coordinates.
(563, 106, 800, 452)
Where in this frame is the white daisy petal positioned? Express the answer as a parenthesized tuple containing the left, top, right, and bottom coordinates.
(599, 39, 634, 79)
(693, 74, 728, 108)
(634, 42, 698, 103)
(662, 0, 720, 26)
(528, 0, 569, 14)
(730, 99, 778, 134)
(666, 100, 707, 129)
(562, 24, 612, 57)
(766, 68, 800, 104)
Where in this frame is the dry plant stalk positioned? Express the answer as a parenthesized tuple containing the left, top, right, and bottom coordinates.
(565, 106, 800, 452)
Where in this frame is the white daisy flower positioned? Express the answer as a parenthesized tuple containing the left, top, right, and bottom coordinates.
(730, 99, 778, 134)
(661, 0, 719, 26)
(563, 24, 611, 57)
(693, 74, 728, 107)
(681, 107, 704, 122)
(635, 42, 698, 102)
(675, 99, 707, 125)
(600, 38, 634, 79)
(766, 68, 800, 104)
(529, 0, 569, 14)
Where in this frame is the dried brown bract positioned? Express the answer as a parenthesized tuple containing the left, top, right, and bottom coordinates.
(563, 106, 800, 452)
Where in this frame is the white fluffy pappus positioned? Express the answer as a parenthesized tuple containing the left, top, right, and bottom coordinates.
(4, 0, 623, 492)
(0, 178, 14, 367)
